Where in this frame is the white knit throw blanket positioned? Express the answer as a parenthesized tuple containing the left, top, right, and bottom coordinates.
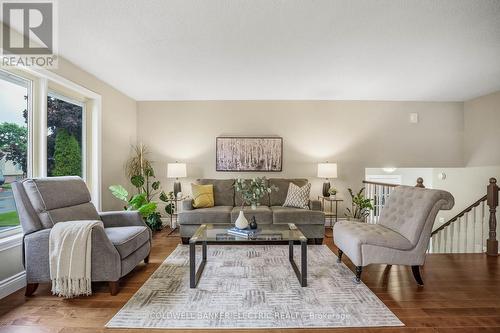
(49, 220, 103, 298)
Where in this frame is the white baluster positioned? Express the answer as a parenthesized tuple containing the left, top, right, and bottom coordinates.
(481, 201, 486, 252)
(458, 216, 462, 252)
(451, 223, 454, 253)
(464, 214, 468, 252)
(473, 207, 477, 253)
(436, 231, 441, 253)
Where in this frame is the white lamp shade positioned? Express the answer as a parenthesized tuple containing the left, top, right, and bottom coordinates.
(167, 163, 187, 178)
(317, 163, 338, 178)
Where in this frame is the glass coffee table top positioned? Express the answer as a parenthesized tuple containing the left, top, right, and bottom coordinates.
(190, 223, 307, 243)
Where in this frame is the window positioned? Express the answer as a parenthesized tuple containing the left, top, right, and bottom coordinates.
(47, 93, 84, 178)
(0, 68, 101, 238)
(0, 71, 31, 231)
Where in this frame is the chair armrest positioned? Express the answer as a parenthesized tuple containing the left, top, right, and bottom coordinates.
(99, 210, 147, 228)
(23, 225, 119, 283)
(24, 229, 51, 282)
(309, 200, 322, 211)
(181, 199, 194, 211)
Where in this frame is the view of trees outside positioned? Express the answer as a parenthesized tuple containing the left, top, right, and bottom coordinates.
(47, 95, 83, 177)
(0, 73, 29, 229)
(0, 73, 85, 230)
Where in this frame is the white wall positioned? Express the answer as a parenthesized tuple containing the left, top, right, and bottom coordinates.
(365, 167, 434, 187)
(432, 166, 500, 223)
(137, 100, 464, 213)
(51, 58, 137, 211)
(464, 91, 500, 166)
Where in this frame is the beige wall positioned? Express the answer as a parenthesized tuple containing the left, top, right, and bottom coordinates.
(137, 100, 464, 212)
(464, 91, 500, 166)
(51, 59, 137, 210)
(432, 166, 500, 224)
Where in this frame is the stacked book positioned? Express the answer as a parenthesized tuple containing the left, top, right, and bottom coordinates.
(227, 227, 256, 238)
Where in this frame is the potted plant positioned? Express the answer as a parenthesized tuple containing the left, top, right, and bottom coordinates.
(233, 177, 278, 229)
(345, 187, 374, 222)
(328, 187, 337, 199)
(109, 144, 172, 231)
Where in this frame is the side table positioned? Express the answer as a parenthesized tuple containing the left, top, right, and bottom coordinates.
(164, 196, 188, 235)
(318, 196, 343, 238)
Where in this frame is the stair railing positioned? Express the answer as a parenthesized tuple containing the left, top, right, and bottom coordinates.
(429, 178, 499, 255)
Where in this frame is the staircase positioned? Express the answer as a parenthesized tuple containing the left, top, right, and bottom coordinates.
(362, 177, 499, 255)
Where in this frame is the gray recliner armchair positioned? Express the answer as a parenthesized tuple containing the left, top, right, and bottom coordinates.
(334, 185, 454, 285)
(12, 176, 152, 296)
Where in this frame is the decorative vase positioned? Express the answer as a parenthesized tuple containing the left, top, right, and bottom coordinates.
(235, 210, 249, 229)
(322, 182, 331, 197)
(251, 203, 257, 210)
(249, 216, 258, 230)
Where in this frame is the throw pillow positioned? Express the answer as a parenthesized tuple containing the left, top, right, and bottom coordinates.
(283, 182, 311, 209)
(191, 184, 214, 208)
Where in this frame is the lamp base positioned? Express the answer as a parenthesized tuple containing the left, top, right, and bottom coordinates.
(173, 182, 181, 197)
(322, 182, 331, 197)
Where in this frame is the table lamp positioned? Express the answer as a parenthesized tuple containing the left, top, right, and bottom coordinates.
(317, 162, 337, 197)
(167, 162, 187, 197)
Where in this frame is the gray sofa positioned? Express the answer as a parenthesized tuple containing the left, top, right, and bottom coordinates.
(12, 176, 152, 296)
(178, 178, 325, 244)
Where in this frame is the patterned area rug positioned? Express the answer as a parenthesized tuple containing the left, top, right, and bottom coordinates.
(107, 245, 403, 329)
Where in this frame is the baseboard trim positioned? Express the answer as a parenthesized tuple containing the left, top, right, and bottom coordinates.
(0, 271, 26, 299)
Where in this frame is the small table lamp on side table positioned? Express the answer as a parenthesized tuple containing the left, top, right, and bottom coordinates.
(167, 162, 187, 197)
(317, 162, 337, 197)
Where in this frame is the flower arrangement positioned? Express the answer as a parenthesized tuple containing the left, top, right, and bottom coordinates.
(234, 177, 278, 209)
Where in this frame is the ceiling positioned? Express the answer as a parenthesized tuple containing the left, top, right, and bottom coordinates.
(55, 0, 500, 101)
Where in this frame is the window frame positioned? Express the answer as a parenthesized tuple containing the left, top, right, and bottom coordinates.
(0, 70, 33, 235)
(47, 90, 87, 181)
(0, 67, 102, 239)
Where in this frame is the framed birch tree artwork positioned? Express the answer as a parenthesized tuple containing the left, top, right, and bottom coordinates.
(216, 137, 283, 171)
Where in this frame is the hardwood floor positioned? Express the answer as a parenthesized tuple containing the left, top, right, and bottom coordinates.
(1, 227, 499, 333)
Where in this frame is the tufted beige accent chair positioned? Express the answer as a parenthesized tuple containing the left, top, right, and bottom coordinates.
(334, 186, 454, 285)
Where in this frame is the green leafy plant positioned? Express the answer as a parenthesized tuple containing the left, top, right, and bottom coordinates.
(345, 187, 374, 221)
(328, 187, 337, 196)
(52, 128, 82, 177)
(160, 191, 176, 215)
(234, 177, 278, 209)
(109, 144, 171, 231)
(109, 185, 162, 230)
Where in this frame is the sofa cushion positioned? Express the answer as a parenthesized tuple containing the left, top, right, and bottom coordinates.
(105, 226, 150, 259)
(231, 206, 273, 225)
(22, 177, 100, 228)
(178, 206, 233, 225)
(197, 179, 235, 206)
(234, 179, 270, 207)
(283, 182, 311, 209)
(191, 184, 214, 208)
(271, 206, 325, 225)
(269, 178, 308, 206)
(333, 221, 414, 266)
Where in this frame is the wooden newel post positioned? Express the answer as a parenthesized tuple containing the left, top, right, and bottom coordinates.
(415, 177, 425, 188)
(486, 177, 498, 256)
